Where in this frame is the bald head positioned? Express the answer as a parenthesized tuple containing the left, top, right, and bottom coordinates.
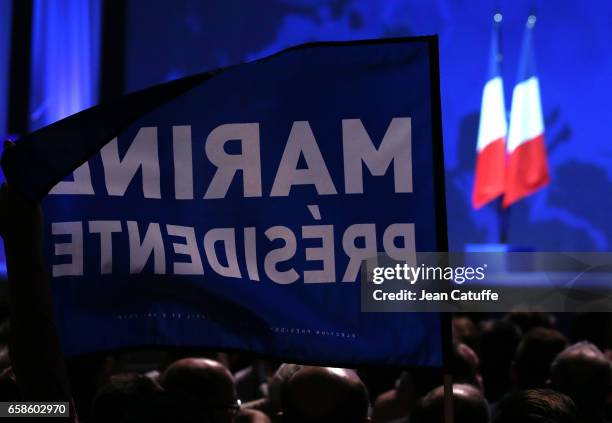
(282, 366, 369, 423)
(452, 342, 482, 390)
(161, 358, 237, 423)
(411, 384, 489, 423)
(549, 342, 612, 414)
(268, 363, 303, 410)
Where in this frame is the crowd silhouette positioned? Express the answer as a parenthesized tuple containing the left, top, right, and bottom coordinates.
(0, 173, 611, 422)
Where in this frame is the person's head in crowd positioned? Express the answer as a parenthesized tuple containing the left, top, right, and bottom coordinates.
(0, 345, 10, 375)
(92, 372, 162, 423)
(0, 367, 19, 401)
(453, 315, 480, 353)
(370, 371, 415, 423)
(160, 351, 227, 371)
(452, 341, 483, 390)
(493, 389, 578, 423)
(0, 320, 9, 384)
(512, 327, 569, 390)
(549, 341, 612, 423)
(280, 366, 370, 423)
(411, 384, 489, 423)
(121, 390, 210, 423)
(161, 358, 239, 423)
(240, 363, 303, 417)
(505, 312, 555, 334)
(572, 312, 612, 352)
(234, 409, 272, 423)
(261, 363, 302, 412)
(0, 318, 10, 355)
(357, 367, 403, 404)
(403, 368, 446, 399)
(479, 318, 522, 401)
(371, 368, 443, 423)
(66, 353, 115, 422)
(234, 359, 278, 404)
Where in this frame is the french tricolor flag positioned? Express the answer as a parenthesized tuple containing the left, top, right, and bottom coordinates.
(472, 15, 507, 209)
(503, 16, 550, 207)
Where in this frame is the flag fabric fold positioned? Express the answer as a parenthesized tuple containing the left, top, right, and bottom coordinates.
(503, 17, 550, 207)
(0, 38, 446, 366)
(472, 18, 508, 209)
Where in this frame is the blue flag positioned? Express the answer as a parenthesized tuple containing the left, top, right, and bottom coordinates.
(3, 37, 447, 366)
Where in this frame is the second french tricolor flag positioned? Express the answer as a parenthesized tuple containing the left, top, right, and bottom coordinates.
(503, 17, 550, 207)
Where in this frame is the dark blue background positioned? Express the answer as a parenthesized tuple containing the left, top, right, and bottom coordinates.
(125, 0, 612, 252)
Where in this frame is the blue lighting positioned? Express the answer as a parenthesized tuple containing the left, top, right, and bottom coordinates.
(0, 0, 11, 138)
(124, 0, 612, 252)
(0, 0, 102, 278)
(29, 0, 102, 129)
(0, 1, 12, 278)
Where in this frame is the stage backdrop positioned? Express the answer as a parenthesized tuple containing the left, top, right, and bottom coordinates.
(124, 0, 612, 252)
(4, 38, 446, 365)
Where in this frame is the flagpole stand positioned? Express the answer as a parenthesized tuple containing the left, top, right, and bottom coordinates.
(497, 198, 509, 244)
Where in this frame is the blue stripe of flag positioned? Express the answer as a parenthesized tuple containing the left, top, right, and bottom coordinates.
(516, 19, 538, 83)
